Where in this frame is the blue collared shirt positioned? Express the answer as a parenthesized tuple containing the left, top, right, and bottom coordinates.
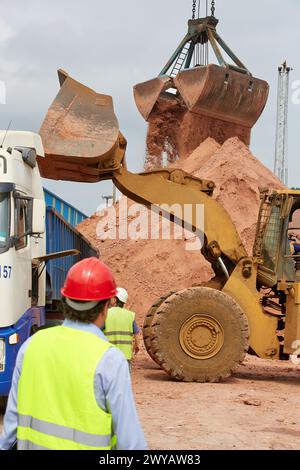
(0, 319, 147, 450)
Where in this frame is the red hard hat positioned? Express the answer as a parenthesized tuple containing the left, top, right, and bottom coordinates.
(61, 257, 117, 302)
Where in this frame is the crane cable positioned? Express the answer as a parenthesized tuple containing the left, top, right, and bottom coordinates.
(211, 0, 215, 16)
(191, 1, 214, 66)
(192, 0, 215, 19)
(192, 0, 197, 19)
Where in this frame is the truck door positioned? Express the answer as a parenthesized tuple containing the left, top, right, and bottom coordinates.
(9, 193, 32, 325)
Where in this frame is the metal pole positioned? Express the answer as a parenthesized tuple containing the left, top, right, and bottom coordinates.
(274, 62, 292, 186)
(102, 195, 113, 208)
(113, 183, 117, 205)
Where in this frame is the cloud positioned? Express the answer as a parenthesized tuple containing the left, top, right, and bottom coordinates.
(0, 0, 299, 213)
(0, 17, 15, 43)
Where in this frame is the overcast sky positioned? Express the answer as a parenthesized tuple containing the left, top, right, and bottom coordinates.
(0, 0, 299, 215)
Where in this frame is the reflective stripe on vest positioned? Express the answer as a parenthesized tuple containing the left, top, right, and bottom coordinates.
(18, 439, 117, 451)
(18, 414, 112, 447)
(18, 440, 51, 451)
(17, 326, 116, 450)
(104, 307, 135, 360)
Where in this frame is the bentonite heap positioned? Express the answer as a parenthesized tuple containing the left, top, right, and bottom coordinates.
(78, 137, 284, 325)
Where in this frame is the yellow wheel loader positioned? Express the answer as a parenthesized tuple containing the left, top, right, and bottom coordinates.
(38, 70, 300, 382)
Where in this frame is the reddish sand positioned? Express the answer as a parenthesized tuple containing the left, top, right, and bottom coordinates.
(145, 94, 251, 170)
(78, 137, 283, 324)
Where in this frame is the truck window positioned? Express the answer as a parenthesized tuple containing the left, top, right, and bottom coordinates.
(0, 192, 9, 252)
(16, 199, 28, 250)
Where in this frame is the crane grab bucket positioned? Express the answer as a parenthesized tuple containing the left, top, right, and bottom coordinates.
(133, 15, 269, 146)
(134, 64, 269, 129)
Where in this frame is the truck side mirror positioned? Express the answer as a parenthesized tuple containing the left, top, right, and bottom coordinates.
(32, 199, 46, 235)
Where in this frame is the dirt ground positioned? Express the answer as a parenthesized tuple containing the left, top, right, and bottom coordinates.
(131, 351, 300, 450)
(1, 351, 299, 450)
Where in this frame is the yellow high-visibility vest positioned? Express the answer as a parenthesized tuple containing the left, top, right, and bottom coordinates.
(17, 326, 116, 450)
(104, 307, 135, 360)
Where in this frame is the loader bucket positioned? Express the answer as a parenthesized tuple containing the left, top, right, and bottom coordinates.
(39, 70, 124, 182)
(134, 64, 269, 130)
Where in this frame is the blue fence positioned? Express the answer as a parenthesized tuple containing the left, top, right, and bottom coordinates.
(43, 187, 98, 302)
(43, 188, 87, 227)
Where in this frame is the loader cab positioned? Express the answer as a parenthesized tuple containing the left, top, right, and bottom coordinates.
(255, 190, 300, 288)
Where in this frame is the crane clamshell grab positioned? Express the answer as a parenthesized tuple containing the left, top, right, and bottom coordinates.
(133, 14, 269, 146)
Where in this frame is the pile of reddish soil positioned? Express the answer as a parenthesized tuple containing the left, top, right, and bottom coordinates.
(78, 137, 284, 325)
(145, 94, 251, 170)
(179, 137, 284, 253)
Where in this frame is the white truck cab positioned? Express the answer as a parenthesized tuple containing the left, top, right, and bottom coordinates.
(0, 131, 46, 396)
(0, 130, 97, 405)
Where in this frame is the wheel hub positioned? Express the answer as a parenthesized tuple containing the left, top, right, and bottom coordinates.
(179, 314, 224, 359)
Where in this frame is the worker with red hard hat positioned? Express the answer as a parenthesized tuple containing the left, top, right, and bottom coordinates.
(0, 258, 147, 451)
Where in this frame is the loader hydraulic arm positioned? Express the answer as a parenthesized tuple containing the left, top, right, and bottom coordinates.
(112, 165, 247, 268)
(38, 70, 248, 272)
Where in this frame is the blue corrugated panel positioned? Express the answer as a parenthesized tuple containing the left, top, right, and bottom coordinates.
(43, 188, 87, 227)
(45, 207, 99, 301)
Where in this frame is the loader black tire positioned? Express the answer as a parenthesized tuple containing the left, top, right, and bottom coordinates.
(151, 287, 249, 382)
(143, 291, 176, 364)
(143, 280, 224, 366)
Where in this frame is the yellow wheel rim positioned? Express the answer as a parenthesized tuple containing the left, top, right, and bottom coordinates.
(179, 314, 224, 360)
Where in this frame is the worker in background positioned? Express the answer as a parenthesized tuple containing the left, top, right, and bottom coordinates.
(104, 288, 141, 370)
(289, 233, 300, 254)
(0, 258, 147, 451)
